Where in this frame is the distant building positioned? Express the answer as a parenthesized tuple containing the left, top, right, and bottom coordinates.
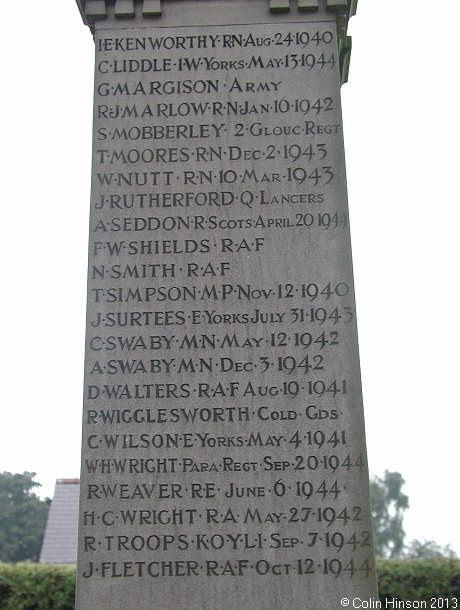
(39, 478, 80, 564)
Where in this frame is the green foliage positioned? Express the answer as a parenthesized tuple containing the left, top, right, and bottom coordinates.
(377, 558, 460, 602)
(404, 539, 458, 559)
(370, 471, 409, 558)
(0, 563, 75, 610)
(0, 472, 49, 562)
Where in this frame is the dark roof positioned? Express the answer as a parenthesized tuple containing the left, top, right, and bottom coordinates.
(39, 479, 80, 564)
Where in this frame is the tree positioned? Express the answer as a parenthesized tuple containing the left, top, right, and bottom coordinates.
(404, 538, 458, 559)
(370, 470, 409, 558)
(0, 472, 50, 562)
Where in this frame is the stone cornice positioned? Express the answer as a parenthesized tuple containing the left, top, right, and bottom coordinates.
(75, 0, 356, 82)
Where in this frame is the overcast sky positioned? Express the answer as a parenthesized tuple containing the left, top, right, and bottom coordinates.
(0, 0, 458, 554)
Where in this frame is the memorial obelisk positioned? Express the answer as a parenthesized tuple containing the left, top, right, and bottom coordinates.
(74, 1, 378, 608)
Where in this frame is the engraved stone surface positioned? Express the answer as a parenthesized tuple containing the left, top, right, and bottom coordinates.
(76, 1, 378, 608)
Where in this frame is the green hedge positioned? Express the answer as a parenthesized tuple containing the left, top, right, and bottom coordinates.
(377, 558, 460, 602)
(0, 563, 74, 610)
(0, 559, 458, 609)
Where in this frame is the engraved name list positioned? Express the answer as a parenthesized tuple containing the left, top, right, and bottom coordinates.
(77, 15, 377, 610)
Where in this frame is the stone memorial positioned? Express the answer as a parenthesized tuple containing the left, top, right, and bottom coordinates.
(74, 0, 378, 607)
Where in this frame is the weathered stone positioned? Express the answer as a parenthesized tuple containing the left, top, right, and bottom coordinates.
(75, 1, 377, 608)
